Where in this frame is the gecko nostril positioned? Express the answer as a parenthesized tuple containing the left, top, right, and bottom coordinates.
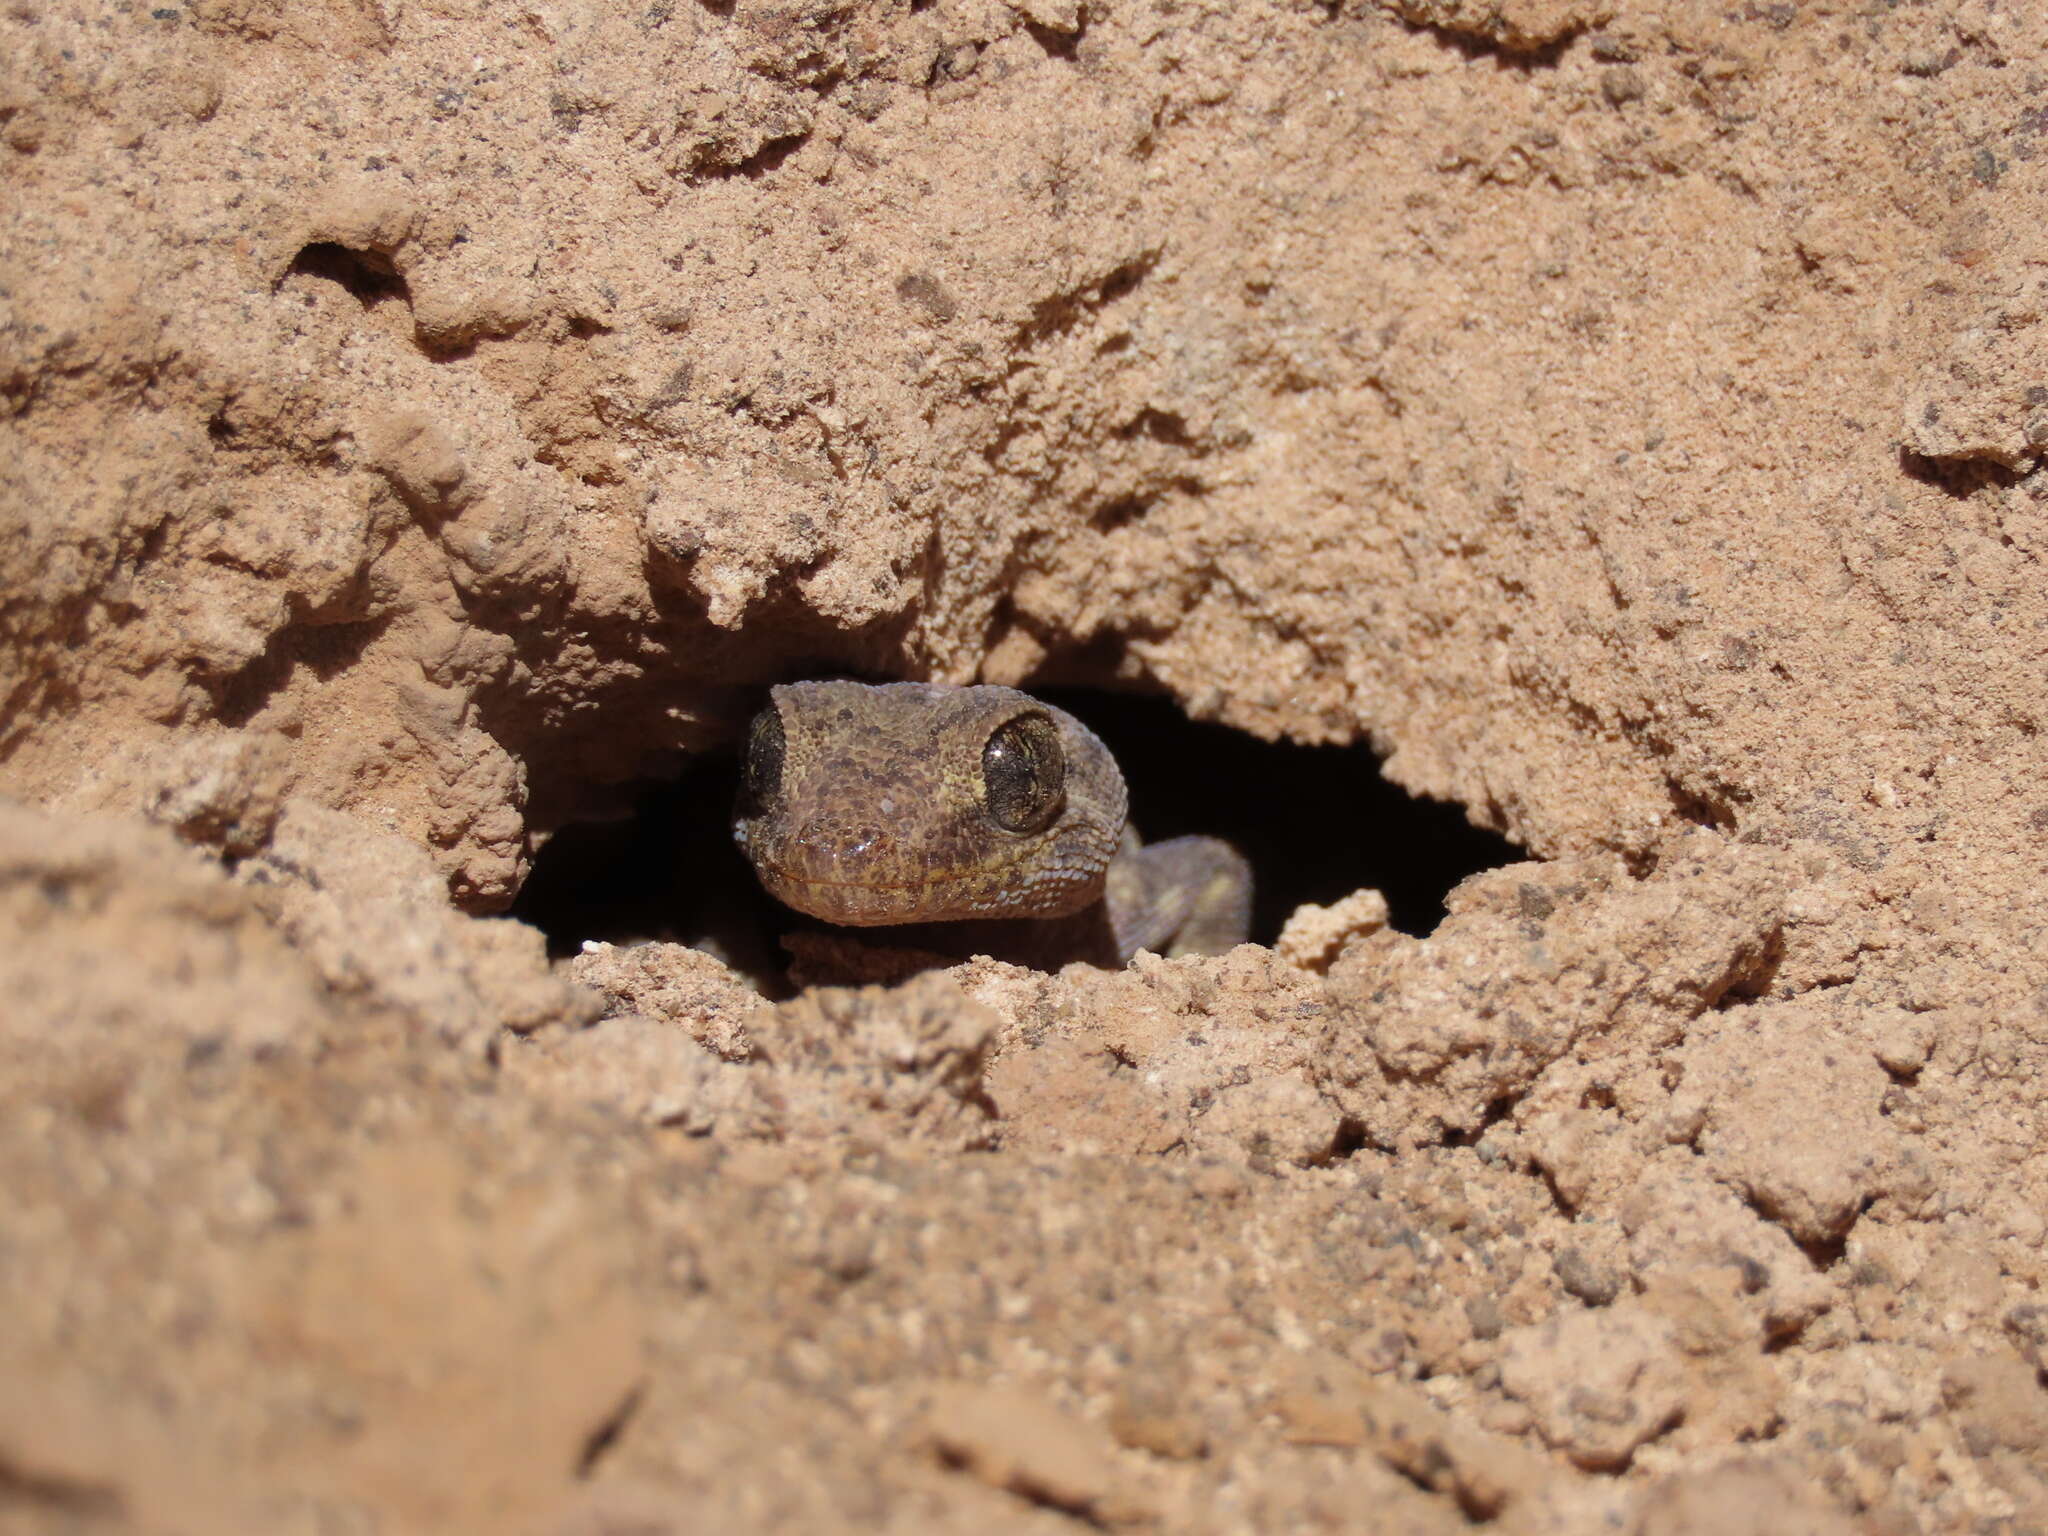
(801, 819, 889, 860)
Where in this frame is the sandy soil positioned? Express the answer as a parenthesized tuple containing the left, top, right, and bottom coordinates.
(4, 0, 2048, 1530)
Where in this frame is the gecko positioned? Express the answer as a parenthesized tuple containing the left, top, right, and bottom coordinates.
(731, 680, 1251, 967)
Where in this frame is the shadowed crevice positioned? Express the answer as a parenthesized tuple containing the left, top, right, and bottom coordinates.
(510, 685, 1520, 962)
(284, 242, 411, 308)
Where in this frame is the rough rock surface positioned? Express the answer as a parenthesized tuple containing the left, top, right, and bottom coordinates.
(5, 0, 2048, 1530)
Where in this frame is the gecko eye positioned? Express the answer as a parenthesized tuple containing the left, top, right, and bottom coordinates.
(981, 712, 1066, 834)
(740, 704, 785, 811)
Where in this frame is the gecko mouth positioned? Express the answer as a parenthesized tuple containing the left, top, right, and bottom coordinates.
(752, 848, 1098, 926)
(751, 854, 1034, 894)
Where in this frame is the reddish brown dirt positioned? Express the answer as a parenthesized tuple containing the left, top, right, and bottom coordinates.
(4, 0, 2048, 1530)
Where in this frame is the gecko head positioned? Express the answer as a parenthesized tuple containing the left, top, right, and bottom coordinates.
(731, 680, 1128, 927)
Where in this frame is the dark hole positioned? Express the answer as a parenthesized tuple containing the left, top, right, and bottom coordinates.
(509, 687, 1520, 968)
(1043, 690, 1517, 939)
(574, 1385, 643, 1479)
(283, 242, 411, 307)
(1022, 18, 1083, 60)
(1897, 444, 2019, 498)
(510, 754, 787, 973)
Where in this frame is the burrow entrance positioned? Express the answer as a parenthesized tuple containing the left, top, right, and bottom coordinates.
(511, 688, 1519, 973)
